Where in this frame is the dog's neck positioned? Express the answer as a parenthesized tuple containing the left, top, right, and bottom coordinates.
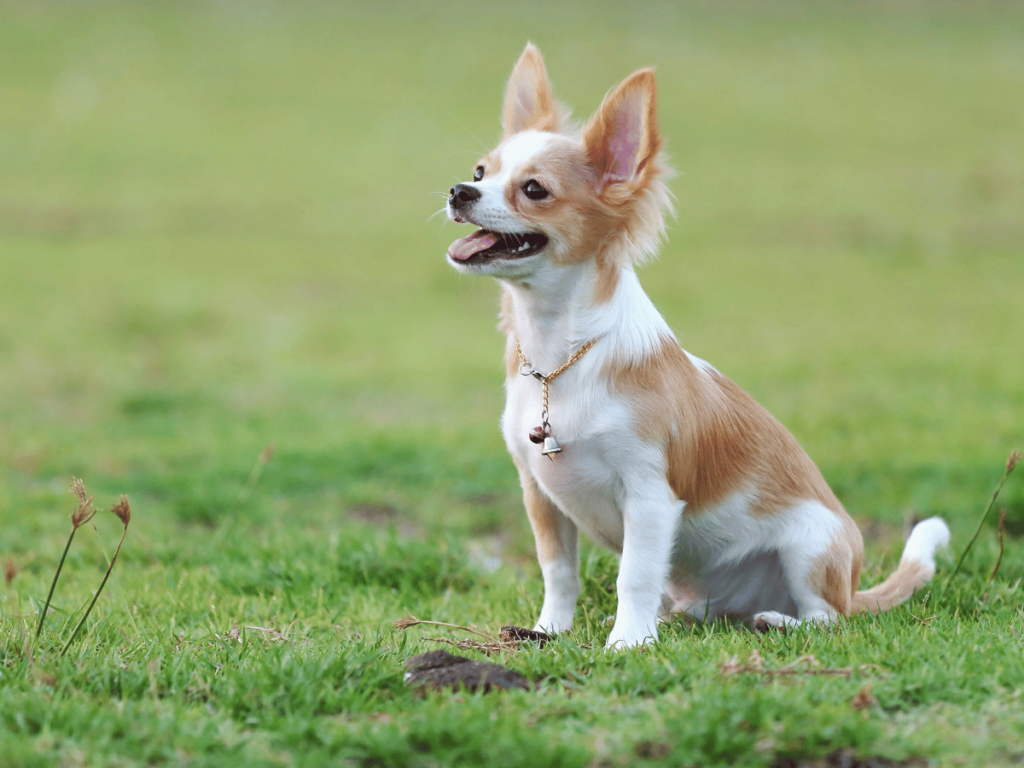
(500, 260, 673, 374)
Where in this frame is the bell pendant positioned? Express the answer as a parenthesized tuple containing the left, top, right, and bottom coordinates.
(540, 435, 562, 457)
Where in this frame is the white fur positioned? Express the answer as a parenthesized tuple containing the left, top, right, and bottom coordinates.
(901, 517, 951, 572)
(671, 496, 841, 619)
(507, 265, 671, 374)
(499, 268, 681, 647)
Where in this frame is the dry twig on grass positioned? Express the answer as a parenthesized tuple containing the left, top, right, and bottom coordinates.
(720, 650, 852, 679)
(423, 636, 518, 654)
(393, 615, 501, 643)
(393, 615, 561, 654)
(227, 625, 290, 643)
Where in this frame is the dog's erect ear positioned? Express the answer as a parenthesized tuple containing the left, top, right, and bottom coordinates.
(502, 43, 558, 137)
(583, 69, 660, 190)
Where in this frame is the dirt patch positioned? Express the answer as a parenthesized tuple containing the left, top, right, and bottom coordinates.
(771, 749, 926, 768)
(347, 503, 421, 537)
(347, 503, 401, 523)
(403, 650, 533, 693)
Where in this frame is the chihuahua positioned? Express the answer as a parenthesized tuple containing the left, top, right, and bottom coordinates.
(445, 43, 949, 647)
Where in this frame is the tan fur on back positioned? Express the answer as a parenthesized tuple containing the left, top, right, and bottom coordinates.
(608, 336, 848, 518)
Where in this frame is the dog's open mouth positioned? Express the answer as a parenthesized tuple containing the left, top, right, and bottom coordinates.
(448, 229, 548, 264)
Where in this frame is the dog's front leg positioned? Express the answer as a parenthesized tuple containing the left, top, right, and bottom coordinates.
(514, 459, 580, 634)
(606, 481, 681, 648)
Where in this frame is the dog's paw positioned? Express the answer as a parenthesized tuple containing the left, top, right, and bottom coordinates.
(752, 611, 788, 634)
(532, 619, 571, 636)
(605, 624, 658, 649)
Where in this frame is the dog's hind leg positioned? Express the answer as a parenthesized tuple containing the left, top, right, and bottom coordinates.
(752, 609, 835, 632)
(751, 521, 852, 632)
(750, 568, 841, 632)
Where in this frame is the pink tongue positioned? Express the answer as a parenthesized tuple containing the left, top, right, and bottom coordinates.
(448, 230, 499, 261)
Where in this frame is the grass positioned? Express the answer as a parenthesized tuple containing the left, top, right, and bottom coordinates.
(1, 1, 1023, 766)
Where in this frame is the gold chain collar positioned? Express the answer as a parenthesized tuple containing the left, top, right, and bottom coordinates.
(514, 336, 597, 458)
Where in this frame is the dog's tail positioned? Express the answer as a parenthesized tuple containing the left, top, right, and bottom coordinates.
(850, 517, 950, 614)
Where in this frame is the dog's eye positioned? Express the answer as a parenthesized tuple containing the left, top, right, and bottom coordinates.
(523, 180, 549, 200)
(473, 166, 484, 182)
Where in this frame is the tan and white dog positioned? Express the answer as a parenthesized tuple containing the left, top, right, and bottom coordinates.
(445, 43, 949, 648)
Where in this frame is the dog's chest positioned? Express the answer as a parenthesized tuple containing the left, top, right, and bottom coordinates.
(502, 375, 634, 551)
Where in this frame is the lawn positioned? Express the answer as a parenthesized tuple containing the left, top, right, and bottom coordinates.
(1, 2, 1023, 766)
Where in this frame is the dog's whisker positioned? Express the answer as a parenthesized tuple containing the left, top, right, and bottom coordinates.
(460, 127, 492, 156)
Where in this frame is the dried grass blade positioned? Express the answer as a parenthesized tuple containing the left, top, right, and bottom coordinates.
(392, 614, 500, 644)
(949, 451, 1019, 581)
(988, 509, 1007, 583)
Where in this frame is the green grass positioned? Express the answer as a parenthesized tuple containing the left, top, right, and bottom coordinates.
(2, 1, 1023, 766)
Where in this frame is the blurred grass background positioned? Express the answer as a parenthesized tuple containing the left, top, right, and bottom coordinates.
(2, 3, 1024, 766)
(1, 0, 1022, 559)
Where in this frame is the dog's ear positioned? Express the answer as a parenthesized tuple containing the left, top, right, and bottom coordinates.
(502, 43, 558, 137)
(583, 69, 661, 191)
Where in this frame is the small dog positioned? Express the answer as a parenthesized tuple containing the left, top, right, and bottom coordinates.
(445, 43, 949, 647)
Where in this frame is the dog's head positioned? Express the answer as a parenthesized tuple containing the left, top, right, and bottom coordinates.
(446, 43, 672, 281)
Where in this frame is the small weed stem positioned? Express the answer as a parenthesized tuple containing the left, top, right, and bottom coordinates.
(949, 451, 1019, 581)
(988, 509, 1007, 583)
(60, 499, 130, 657)
(36, 528, 77, 640)
(238, 444, 274, 504)
(37, 479, 98, 641)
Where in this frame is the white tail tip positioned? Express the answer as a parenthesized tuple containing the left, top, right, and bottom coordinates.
(901, 517, 951, 571)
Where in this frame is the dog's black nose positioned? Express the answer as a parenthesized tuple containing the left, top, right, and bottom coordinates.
(449, 183, 481, 206)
